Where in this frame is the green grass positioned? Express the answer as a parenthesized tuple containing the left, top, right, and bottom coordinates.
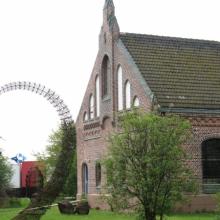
(42, 208, 135, 220)
(0, 207, 24, 220)
(0, 206, 216, 220)
(166, 213, 216, 220)
(42, 209, 216, 220)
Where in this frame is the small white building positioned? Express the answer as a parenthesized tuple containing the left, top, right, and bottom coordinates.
(10, 163, 20, 189)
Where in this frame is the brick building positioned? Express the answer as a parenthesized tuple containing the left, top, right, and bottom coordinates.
(76, 0, 220, 211)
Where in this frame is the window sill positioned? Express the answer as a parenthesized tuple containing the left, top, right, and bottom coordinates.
(96, 186, 101, 193)
(102, 95, 110, 102)
(83, 117, 100, 124)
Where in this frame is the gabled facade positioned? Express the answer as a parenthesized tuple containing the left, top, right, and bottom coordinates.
(76, 0, 220, 212)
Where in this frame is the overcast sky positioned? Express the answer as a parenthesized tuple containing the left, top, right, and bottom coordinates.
(0, 0, 220, 161)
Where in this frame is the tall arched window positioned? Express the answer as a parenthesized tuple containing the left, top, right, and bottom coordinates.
(133, 96, 140, 107)
(89, 94, 94, 119)
(101, 55, 110, 97)
(83, 112, 88, 122)
(202, 138, 220, 193)
(117, 66, 123, 111)
(82, 163, 88, 194)
(95, 76, 100, 117)
(95, 162, 101, 188)
(125, 80, 131, 109)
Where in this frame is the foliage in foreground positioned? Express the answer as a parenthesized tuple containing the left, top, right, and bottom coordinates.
(12, 123, 76, 220)
(34, 125, 77, 196)
(103, 111, 197, 220)
(0, 152, 12, 205)
(214, 192, 220, 220)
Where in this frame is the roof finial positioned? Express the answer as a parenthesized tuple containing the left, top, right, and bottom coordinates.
(104, 0, 115, 10)
(101, 0, 119, 40)
(103, 0, 115, 21)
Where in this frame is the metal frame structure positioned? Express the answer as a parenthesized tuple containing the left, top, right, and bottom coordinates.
(0, 81, 73, 124)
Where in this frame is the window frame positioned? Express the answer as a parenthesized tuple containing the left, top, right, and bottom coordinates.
(133, 96, 140, 107)
(83, 111, 88, 122)
(125, 80, 131, 109)
(101, 55, 110, 98)
(82, 163, 89, 194)
(95, 162, 102, 188)
(202, 138, 220, 193)
(117, 65, 123, 111)
(89, 94, 94, 120)
(95, 75, 100, 117)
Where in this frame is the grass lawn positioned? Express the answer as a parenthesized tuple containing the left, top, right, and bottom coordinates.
(0, 207, 216, 220)
(42, 208, 216, 220)
(0, 208, 135, 220)
(0, 207, 24, 220)
(166, 213, 216, 220)
(42, 208, 135, 220)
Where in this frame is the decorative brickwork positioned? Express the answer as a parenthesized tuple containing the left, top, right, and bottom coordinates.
(76, 0, 220, 212)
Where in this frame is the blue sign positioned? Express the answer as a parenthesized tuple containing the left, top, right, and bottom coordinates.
(11, 153, 26, 163)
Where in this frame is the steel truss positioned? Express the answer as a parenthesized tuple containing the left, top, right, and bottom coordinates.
(0, 81, 73, 125)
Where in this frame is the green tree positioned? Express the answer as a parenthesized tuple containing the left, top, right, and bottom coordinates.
(103, 111, 197, 220)
(34, 125, 77, 196)
(13, 123, 76, 220)
(0, 153, 12, 198)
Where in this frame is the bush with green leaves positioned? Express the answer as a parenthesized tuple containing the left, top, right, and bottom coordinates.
(0, 153, 12, 198)
(103, 111, 197, 220)
(13, 123, 76, 220)
(34, 125, 77, 196)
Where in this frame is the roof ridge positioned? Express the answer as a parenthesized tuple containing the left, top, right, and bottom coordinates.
(120, 31, 220, 110)
(120, 32, 220, 45)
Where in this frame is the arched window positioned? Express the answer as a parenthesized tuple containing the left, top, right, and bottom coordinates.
(101, 55, 110, 97)
(133, 96, 140, 107)
(83, 112, 88, 122)
(95, 162, 101, 188)
(117, 66, 123, 111)
(82, 163, 88, 194)
(125, 80, 131, 109)
(95, 76, 100, 117)
(89, 94, 94, 119)
(202, 138, 220, 193)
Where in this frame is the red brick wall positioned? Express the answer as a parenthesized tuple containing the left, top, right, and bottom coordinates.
(76, 1, 220, 212)
(76, 1, 152, 201)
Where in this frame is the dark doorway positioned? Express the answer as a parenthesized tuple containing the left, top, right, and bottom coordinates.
(202, 138, 220, 193)
(25, 166, 44, 198)
(82, 163, 88, 194)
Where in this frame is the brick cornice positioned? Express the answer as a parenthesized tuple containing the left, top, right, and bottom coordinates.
(187, 116, 220, 127)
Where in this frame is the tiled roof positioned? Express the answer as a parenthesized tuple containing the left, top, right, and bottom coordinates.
(120, 33, 220, 112)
